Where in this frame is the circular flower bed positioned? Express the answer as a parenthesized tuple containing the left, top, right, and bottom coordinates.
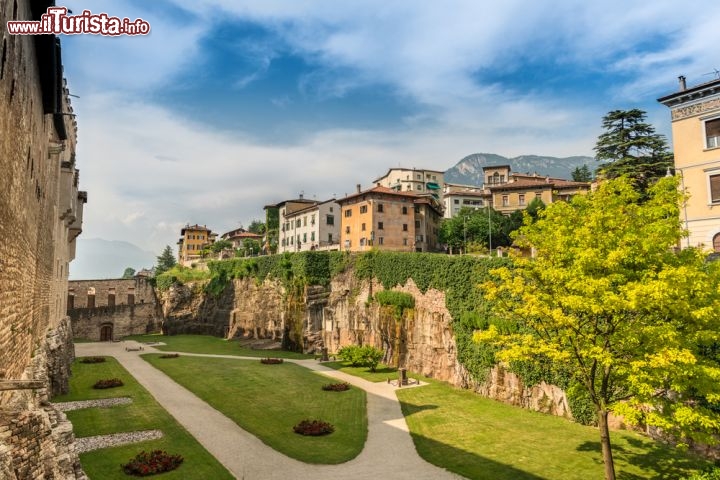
(159, 353, 180, 359)
(293, 419, 334, 436)
(93, 378, 124, 389)
(80, 356, 106, 364)
(322, 382, 351, 392)
(260, 358, 283, 364)
(122, 450, 183, 477)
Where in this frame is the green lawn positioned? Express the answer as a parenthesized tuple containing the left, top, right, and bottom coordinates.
(143, 354, 367, 464)
(54, 357, 232, 480)
(123, 333, 312, 359)
(323, 360, 399, 382)
(395, 380, 709, 480)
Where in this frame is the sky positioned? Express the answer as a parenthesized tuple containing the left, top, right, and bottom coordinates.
(59, 0, 720, 256)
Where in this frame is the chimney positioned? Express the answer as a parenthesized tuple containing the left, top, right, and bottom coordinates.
(356, 184, 361, 193)
(679, 75, 687, 91)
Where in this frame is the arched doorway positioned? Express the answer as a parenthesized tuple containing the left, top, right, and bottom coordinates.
(100, 324, 113, 342)
(714, 233, 720, 253)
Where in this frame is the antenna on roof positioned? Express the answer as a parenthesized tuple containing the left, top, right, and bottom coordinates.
(703, 68, 720, 79)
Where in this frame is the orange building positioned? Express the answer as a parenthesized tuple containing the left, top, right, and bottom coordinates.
(177, 224, 215, 265)
(337, 185, 443, 252)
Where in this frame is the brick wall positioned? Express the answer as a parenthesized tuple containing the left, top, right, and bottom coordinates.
(0, 0, 86, 477)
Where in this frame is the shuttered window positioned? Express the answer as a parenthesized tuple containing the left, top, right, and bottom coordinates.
(706, 118, 720, 149)
(710, 173, 720, 203)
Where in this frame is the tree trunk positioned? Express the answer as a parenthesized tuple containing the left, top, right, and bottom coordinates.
(598, 409, 616, 480)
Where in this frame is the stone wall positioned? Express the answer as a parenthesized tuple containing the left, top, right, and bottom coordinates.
(0, 0, 86, 477)
(68, 278, 160, 341)
(159, 270, 570, 419)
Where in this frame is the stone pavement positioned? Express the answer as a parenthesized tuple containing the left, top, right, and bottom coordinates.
(75, 341, 464, 480)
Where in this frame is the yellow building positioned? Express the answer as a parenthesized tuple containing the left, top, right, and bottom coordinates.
(658, 76, 720, 252)
(337, 185, 443, 252)
(177, 224, 214, 265)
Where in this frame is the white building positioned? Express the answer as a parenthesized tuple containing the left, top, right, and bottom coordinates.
(279, 198, 341, 253)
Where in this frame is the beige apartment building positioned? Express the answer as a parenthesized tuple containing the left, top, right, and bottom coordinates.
(279, 198, 341, 252)
(177, 224, 215, 265)
(658, 76, 720, 252)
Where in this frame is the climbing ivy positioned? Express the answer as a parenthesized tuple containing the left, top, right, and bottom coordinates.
(374, 290, 415, 320)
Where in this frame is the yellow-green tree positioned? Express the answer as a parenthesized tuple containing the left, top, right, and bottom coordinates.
(475, 176, 720, 480)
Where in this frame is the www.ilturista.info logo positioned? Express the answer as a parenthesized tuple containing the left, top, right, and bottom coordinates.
(6, 7, 150, 35)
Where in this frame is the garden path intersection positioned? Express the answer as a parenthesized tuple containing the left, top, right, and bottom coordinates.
(74, 341, 464, 480)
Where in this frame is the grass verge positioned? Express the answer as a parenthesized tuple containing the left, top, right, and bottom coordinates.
(123, 333, 312, 359)
(53, 357, 232, 480)
(143, 354, 367, 464)
(395, 379, 710, 480)
(322, 360, 399, 382)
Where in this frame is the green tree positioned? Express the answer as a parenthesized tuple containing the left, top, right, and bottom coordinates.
(235, 239, 261, 257)
(248, 220, 266, 235)
(524, 197, 545, 222)
(439, 207, 510, 253)
(594, 109, 673, 194)
(155, 245, 177, 276)
(121, 267, 136, 279)
(571, 164, 593, 182)
(208, 239, 233, 253)
(475, 177, 720, 480)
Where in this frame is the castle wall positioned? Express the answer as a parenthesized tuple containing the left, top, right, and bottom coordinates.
(0, 1, 86, 477)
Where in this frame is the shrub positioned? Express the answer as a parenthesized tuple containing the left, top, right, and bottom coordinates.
(684, 467, 720, 480)
(93, 378, 124, 389)
(159, 353, 180, 359)
(322, 382, 351, 391)
(293, 419, 334, 436)
(121, 450, 184, 477)
(374, 290, 415, 319)
(337, 345, 384, 372)
(260, 358, 284, 364)
(80, 356, 106, 364)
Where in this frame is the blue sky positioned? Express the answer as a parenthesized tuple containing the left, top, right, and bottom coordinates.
(60, 0, 720, 259)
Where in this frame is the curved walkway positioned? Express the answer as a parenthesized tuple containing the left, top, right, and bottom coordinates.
(75, 341, 463, 480)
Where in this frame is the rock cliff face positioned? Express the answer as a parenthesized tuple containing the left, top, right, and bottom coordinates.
(159, 269, 571, 419)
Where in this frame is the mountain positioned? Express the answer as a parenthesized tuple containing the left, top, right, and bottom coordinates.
(444, 153, 595, 186)
(69, 238, 157, 280)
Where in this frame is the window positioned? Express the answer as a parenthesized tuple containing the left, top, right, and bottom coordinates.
(403, 224, 408, 231)
(706, 118, 720, 149)
(710, 173, 720, 203)
(454, 199, 459, 205)
(290, 237, 294, 245)
(297, 235, 301, 245)
(303, 216, 307, 226)
(432, 175, 436, 180)
(415, 220, 420, 228)
(417, 174, 421, 180)
(311, 232, 315, 241)
(536, 192, 542, 199)
(329, 206, 333, 212)
(311, 215, 315, 225)
(328, 233, 333, 243)
(360, 238, 366, 246)
(360, 205, 368, 213)
(502, 195, 509, 206)
(378, 222, 384, 230)
(344, 209, 352, 217)
(519, 194, 525, 206)
(402, 206, 408, 214)
(403, 238, 408, 246)
(346, 226, 351, 234)
(406, 185, 412, 191)
(714, 233, 720, 253)
(296, 219, 301, 227)
(303, 233, 307, 243)
(326, 214, 334, 225)
(379, 237, 384, 245)
(378, 203, 384, 212)
(362, 223, 366, 231)
(417, 184, 423, 190)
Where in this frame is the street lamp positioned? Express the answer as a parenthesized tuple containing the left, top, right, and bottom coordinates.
(463, 215, 467, 255)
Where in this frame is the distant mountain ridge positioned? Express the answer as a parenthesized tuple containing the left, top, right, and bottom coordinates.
(445, 153, 595, 186)
(70, 238, 156, 280)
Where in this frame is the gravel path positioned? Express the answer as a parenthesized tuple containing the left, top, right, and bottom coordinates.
(53, 397, 133, 412)
(76, 430, 163, 453)
(75, 341, 464, 480)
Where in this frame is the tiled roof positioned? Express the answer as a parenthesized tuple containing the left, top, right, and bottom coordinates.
(338, 185, 421, 203)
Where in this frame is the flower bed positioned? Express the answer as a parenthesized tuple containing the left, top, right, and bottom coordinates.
(293, 419, 334, 436)
(322, 382, 351, 392)
(260, 358, 284, 364)
(159, 353, 180, 359)
(80, 357, 106, 364)
(93, 378, 124, 389)
(122, 450, 183, 477)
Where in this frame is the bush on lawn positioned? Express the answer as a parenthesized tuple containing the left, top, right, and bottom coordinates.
(337, 345, 384, 372)
(159, 353, 180, 359)
(122, 450, 183, 477)
(93, 378, 124, 389)
(260, 358, 283, 364)
(80, 357, 106, 364)
(293, 419, 334, 436)
(322, 382, 351, 391)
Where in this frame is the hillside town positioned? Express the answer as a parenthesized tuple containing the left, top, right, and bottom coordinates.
(2, 2, 720, 480)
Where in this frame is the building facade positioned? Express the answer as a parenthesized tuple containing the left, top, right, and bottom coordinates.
(658, 76, 720, 252)
(220, 227, 263, 251)
(337, 185, 442, 252)
(279, 199, 340, 253)
(373, 167, 445, 198)
(177, 224, 214, 265)
(1, 1, 87, 476)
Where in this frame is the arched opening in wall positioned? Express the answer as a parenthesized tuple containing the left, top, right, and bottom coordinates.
(108, 287, 116, 307)
(67, 289, 75, 311)
(87, 287, 95, 308)
(713, 232, 720, 253)
(127, 287, 135, 306)
(99, 323, 113, 342)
